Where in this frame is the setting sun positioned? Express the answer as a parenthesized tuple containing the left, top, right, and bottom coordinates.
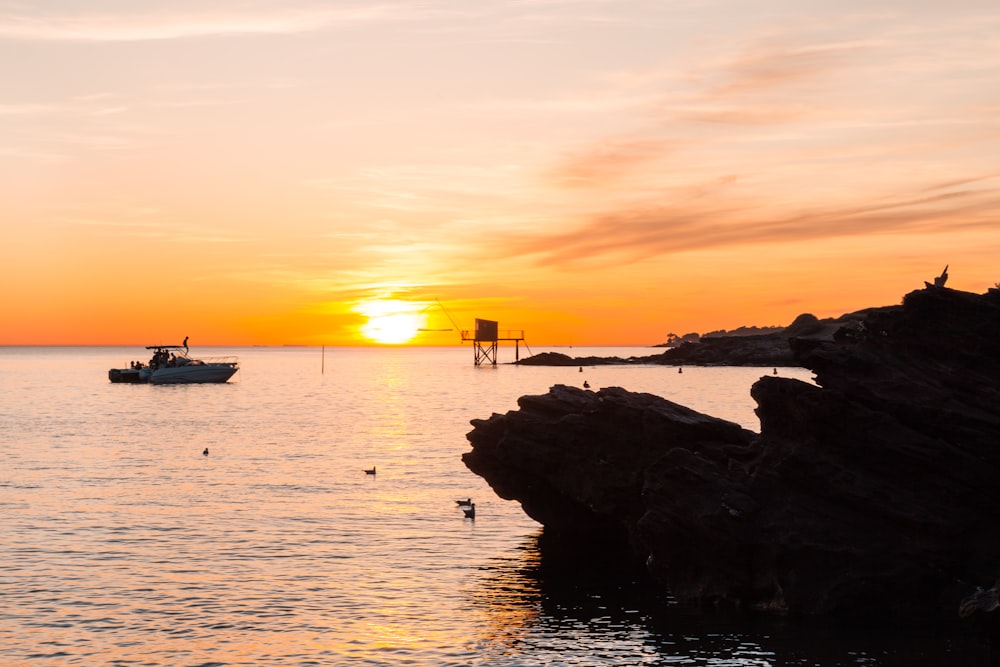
(357, 300, 427, 345)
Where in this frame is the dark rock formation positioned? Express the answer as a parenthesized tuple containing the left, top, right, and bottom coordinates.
(517, 322, 819, 368)
(653, 333, 796, 366)
(515, 336, 798, 368)
(464, 286, 1000, 618)
(514, 351, 633, 366)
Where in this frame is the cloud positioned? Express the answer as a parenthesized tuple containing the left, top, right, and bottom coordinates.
(499, 178, 1000, 267)
(0, 4, 403, 42)
(517, 10, 1000, 272)
(701, 40, 868, 99)
(547, 138, 673, 187)
(0, 102, 61, 115)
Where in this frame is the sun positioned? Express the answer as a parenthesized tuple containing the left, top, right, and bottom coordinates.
(357, 300, 426, 344)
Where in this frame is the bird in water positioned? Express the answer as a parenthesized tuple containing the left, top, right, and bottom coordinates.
(456, 498, 472, 507)
(203, 448, 209, 456)
(364, 466, 376, 475)
(463, 503, 476, 519)
(583, 380, 590, 389)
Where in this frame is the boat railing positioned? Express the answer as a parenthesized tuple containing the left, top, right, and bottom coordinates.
(199, 355, 240, 365)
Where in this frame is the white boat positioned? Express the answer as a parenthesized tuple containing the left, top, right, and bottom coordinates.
(109, 345, 239, 384)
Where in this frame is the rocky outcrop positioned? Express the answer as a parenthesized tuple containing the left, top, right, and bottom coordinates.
(464, 286, 1000, 618)
(517, 319, 825, 368)
(515, 336, 797, 367)
(514, 351, 634, 366)
(653, 333, 795, 366)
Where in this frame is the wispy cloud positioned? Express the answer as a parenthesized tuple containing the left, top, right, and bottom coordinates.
(56, 214, 260, 246)
(0, 4, 403, 42)
(498, 178, 1000, 268)
(546, 138, 672, 188)
(699, 40, 869, 99)
(515, 5, 1000, 273)
(0, 102, 60, 115)
(304, 163, 543, 218)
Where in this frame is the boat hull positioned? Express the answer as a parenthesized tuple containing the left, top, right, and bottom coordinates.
(149, 363, 238, 385)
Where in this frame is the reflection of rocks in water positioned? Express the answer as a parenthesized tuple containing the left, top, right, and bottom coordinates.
(472, 534, 995, 664)
(532, 529, 670, 613)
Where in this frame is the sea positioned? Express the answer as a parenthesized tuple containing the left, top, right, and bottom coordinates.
(1, 346, 995, 666)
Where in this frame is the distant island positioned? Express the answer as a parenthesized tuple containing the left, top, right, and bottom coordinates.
(516, 312, 864, 368)
(657, 325, 785, 347)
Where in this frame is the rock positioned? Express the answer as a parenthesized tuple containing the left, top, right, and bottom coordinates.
(653, 333, 796, 366)
(463, 286, 1000, 618)
(515, 351, 631, 366)
(515, 336, 798, 368)
(518, 324, 815, 368)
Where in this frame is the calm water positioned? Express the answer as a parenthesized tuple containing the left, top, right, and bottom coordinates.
(1, 346, 994, 666)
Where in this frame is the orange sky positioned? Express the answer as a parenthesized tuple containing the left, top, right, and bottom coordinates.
(2, 1, 998, 346)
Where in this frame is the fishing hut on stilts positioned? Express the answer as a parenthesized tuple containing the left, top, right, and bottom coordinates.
(461, 319, 526, 366)
(430, 301, 529, 366)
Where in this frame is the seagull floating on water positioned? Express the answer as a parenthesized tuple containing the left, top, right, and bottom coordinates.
(583, 380, 590, 388)
(463, 503, 476, 519)
(364, 466, 376, 475)
(456, 498, 472, 507)
(203, 448, 209, 456)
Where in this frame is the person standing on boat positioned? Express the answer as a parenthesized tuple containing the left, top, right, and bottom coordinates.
(183, 336, 189, 353)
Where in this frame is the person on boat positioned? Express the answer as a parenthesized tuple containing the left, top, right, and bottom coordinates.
(183, 336, 189, 352)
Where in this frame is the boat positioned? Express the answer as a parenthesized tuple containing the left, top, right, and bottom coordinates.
(108, 344, 239, 384)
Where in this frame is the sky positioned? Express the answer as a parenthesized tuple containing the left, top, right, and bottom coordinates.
(2, 0, 999, 346)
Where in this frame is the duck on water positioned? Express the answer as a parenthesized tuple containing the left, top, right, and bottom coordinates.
(108, 342, 239, 385)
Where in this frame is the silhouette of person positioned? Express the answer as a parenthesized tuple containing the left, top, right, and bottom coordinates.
(183, 336, 189, 352)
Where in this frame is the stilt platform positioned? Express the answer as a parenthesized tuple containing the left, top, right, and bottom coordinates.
(461, 319, 525, 366)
